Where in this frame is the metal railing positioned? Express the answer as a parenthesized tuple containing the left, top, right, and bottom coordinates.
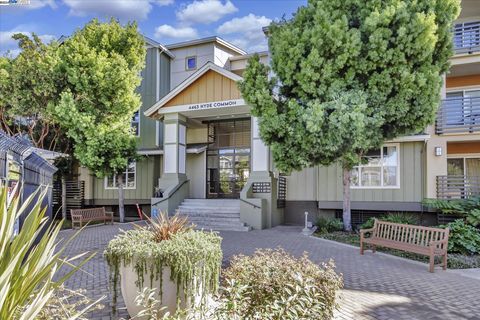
(436, 96, 480, 134)
(436, 175, 480, 199)
(453, 21, 480, 54)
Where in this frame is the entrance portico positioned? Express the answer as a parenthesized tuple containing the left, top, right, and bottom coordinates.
(145, 62, 283, 229)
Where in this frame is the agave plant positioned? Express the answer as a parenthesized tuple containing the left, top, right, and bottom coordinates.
(139, 211, 193, 242)
(0, 183, 97, 319)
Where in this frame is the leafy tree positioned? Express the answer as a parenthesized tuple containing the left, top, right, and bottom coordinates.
(240, 0, 460, 230)
(0, 34, 71, 153)
(51, 19, 145, 222)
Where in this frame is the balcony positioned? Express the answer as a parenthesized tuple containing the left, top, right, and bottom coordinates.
(436, 175, 480, 199)
(436, 96, 480, 134)
(453, 21, 480, 55)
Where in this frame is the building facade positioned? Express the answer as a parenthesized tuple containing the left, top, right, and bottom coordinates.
(80, 0, 480, 229)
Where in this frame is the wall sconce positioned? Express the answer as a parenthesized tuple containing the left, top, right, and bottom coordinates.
(435, 147, 442, 156)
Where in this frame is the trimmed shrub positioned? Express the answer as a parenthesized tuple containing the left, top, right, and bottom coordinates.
(315, 217, 344, 233)
(361, 213, 418, 229)
(218, 248, 343, 320)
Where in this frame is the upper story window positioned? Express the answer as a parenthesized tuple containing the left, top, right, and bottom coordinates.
(131, 111, 140, 136)
(186, 56, 197, 71)
(453, 21, 480, 54)
(351, 144, 400, 189)
(105, 162, 136, 189)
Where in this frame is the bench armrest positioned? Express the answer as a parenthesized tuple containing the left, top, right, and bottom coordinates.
(105, 211, 114, 216)
(71, 214, 82, 221)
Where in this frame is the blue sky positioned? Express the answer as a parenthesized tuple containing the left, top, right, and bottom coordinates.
(0, 0, 306, 55)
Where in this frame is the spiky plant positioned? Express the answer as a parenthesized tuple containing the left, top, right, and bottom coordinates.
(139, 211, 193, 242)
(0, 183, 96, 319)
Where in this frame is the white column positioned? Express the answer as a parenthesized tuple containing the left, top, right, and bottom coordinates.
(251, 117, 270, 172)
(163, 113, 186, 175)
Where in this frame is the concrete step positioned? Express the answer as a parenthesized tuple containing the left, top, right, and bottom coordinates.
(177, 206, 240, 213)
(193, 224, 251, 232)
(178, 211, 240, 218)
(186, 216, 243, 224)
(176, 199, 248, 232)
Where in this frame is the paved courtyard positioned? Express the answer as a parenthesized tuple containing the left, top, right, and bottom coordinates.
(58, 223, 480, 320)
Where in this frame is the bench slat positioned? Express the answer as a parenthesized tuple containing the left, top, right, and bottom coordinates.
(360, 219, 449, 273)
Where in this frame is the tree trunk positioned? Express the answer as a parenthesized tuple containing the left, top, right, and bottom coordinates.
(61, 177, 67, 220)
(117, 175, 125, 223)
(342, 166, 352, 231)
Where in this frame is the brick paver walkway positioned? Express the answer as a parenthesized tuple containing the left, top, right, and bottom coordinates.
(58, 223, 480, 320)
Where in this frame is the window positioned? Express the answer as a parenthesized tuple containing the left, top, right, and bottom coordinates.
(186, 56, 197, 71)
(351, 144, 399, 188)
(105, 162, 136, 189)
(132, 111, 140, 136)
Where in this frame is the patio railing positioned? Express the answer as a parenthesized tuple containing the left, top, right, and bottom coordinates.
(435, 96, 480, 134)
(453, 21, 480, 55)
(436, 175, 480, 199)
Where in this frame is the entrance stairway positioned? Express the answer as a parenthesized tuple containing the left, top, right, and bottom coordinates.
(176, 199, 251, 232)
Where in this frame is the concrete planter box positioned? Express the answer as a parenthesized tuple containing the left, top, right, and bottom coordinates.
(120, 261, 204, 318)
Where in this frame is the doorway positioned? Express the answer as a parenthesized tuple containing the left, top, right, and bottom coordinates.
(206, 119, 251, 198)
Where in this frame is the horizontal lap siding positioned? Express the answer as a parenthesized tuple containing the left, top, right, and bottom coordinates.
(285, 142, 424, 203)
(92, 156, 161, 200)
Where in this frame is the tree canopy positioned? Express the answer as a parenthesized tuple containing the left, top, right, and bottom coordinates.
(0, 34, 69, 152)
(51, 18, 145, 178)
(240, 0, 460, 172)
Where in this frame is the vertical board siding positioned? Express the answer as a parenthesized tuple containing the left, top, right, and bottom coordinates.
(315, 142, 424, 202)
(138, 48, 171, 149)
(286, 142, 423, 202)
(164, 70, 241, 107)
(285, 166, 318, 201)
(93, 156, 161, 200)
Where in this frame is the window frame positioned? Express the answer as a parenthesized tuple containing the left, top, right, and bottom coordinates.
(185, 56, 197, 71)
(351, 143, 401, 189)
(131, 111, 140, 137)
(104, 162, 137, 190)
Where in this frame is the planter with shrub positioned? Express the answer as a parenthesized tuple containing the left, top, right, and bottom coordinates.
(104, 213, 222, 318)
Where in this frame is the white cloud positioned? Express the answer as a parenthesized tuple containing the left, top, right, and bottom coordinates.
(0, 0, 56, 12)
(28, 0, 56, 9)
(217, 14, 271, 52)
(63, 0, 173, 20)
(154, 24, 198, 40)
(0, 28, 56, 56)
(176, 0, 237, 25)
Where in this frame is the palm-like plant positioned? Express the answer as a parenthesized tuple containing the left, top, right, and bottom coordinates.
(139, 211, 193, 242)
(0, 183, 96, 319)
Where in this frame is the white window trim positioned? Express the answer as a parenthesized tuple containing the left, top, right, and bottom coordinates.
(447, 155, 480, 176)
(185, 56, 197, 71)
(351, 143, 401, 189)
(104, 162, 137, 190)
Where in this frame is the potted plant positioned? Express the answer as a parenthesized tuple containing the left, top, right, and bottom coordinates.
(104, 213, 222, 318)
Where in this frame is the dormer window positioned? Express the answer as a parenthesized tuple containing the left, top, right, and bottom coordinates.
(186, 56, 197, 71)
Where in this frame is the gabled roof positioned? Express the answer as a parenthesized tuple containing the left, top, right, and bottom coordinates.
(144, 61, 243, 117)
(166, 36, 247, 56)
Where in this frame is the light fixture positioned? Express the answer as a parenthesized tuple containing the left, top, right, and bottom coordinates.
(435, 147, 442, 156)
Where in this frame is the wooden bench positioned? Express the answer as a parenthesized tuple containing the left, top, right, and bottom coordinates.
(71, 207, 114, 229)
(360, 219, 449, 273)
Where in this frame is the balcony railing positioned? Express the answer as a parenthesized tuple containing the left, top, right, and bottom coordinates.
(436, 96, 480, 134)
(436, 175, 480, 199)
(453, 21, 480, 55)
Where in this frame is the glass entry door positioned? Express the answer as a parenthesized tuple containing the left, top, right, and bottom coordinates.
(207, 119, 251, 198)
